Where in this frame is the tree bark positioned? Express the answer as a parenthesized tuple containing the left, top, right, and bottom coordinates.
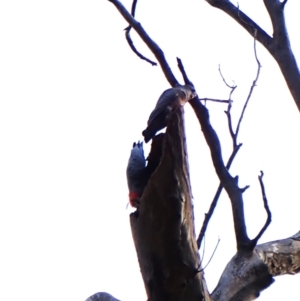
(130, 106, 210, 301)
(211, 231, 300, 301)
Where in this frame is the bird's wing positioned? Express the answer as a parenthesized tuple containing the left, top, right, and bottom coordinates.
(147, 88, 181, 126)
(126, 143, 146, 177)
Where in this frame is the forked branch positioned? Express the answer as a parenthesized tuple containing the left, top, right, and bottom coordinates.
(197, 37, 261, 250)
(108, 0, 179, 86)
(251, 171, 272, 246)
(206, 0, 300, 111)
(190, 96, 250, 251)
(124, 0, 157, 66)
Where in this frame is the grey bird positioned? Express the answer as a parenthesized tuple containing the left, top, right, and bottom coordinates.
(126, 141, 147, 208)
(142, 85, 197, 143)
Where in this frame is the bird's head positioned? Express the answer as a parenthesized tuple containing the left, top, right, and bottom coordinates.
(180, 84, 197, 100)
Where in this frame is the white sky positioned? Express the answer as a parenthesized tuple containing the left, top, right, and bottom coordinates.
(1, 0, 300, 300)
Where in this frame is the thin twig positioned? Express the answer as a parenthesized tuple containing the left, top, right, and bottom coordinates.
(198, 238, 220, 272)
(197, 185, 222, 249)
(251, 171, 272, 247)
(208, 0, 300, 112)
(225, 143, 242, 169)
(218, 65, 236, 90)
(197, 37, 261, 250)
(196, 142, 242, 249)
(177, 57, 193, 86)
(225, 109, 236, 148)
(219, 65, 237, 147)
(240, 185, 250, 193)
(199, 98, 230, 104)
(125, 30, 157, 65)
(130, 0, 137, 16)
(197, 66, 237, 249)
(109, 0, 179, 86)
(236, 32, 261, 138)
(198, 234, 206, 268)
(124, 0, 157, 66)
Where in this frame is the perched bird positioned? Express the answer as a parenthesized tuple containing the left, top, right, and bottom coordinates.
(142, 85, 197, 143)
(126, 141, 147, 208)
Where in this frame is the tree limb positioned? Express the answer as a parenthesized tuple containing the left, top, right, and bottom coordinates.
(256, 232, 300, 276)
(197, 36, 261, 250)
(211, 249, 274, 301)
(124, 0, 157, 66)
(206, 0, 300, 111)
(108, 0, 179, 86)
(263, 0, 288, 44)
(211, 230, 300, 301)
(235, 36, 261, 141)
(205, 1, 272, 50)
(251, 171, 272, 246)
(262, 0, 300, 111)
(86, 231, 300, 301)
(199, 98, 230, 104)
(190, 96, 250, 251)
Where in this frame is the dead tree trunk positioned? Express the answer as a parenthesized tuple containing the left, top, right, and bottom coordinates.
(130, 106, 210, 301)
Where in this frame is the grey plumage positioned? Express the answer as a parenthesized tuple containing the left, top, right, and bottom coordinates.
(126, 141, 147, 207)
(142, 85, 197, 143)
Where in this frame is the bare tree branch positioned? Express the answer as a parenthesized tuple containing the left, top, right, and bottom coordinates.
(197, 185, 222, 249)
(240, 184, 250, 193)
(86, 231, 300, 301)
(108, 0, 179, 87)
(262, 0, 300, 111)
(124, 0, 157, 66)
(225, 143, 242, 169)
(211, 250, 274, 301)
(190, 96, 250, 251)
(218, 65, 236, 90)
(256, 231, 300, 276)
(263, 0, 288, 43)
(199, 98, 230, 104)
(197, 37, 261, 250)
(125, 30, 157, 66)
(221, 65, 237, 148)
(130, 0, 137, 16)
(206, 0, 272, 49)
(206, 0, 300, 111)
(199, 238, 220, 272)
(197, 69, 237, 249)
(235, 35, 261, 140)
(219, 64, 237, 150)
(176, 57, 196, 90)
(251, 171, 272, 246)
